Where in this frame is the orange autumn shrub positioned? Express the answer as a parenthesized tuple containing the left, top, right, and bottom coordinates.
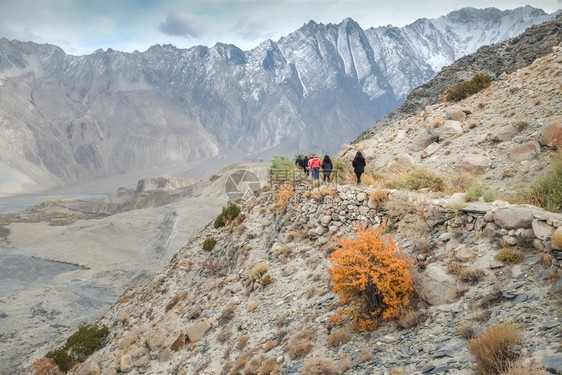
(328, 223, 413, 331)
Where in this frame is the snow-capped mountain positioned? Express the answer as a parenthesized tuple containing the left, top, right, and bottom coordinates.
(0, 6, 557, 194)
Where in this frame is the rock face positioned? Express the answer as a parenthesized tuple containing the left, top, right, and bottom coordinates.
(0, 7, 557, 195)
(539, 115, 562, 150)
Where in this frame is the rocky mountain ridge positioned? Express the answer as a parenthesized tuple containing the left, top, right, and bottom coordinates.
(24, 38, 562, 375)
(0, 6, 556, 195)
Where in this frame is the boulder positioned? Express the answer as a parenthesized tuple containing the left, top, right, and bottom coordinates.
(186, 318, 212, 342)
(539, 115, 562, 150)
(421, 142, 441, 159)
(387, 154, 416, 172)
(120, 355, 132, 373)
(455, 245, 477, 262)
(146, 331, 169, 351)
(417, 263, 456, 305)
(170, 333, 186, 352)
(457, 153, 492, 173)
(490, 125, 517, 142)
(493, 207, 535, 229)
(439, 120, 463, 139)
(159, 347, 174, 362)
(532, 219, 554, 241)
(76, 361, 101, 375)
(446, 110, 467, 122)
(509, 141, 541, 162)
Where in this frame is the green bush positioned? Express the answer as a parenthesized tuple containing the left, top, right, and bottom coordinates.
(203, 237, 217, 251)
(445, 73, 492, 102)
(516, 155, 562, 212)
(46, 324, 109, 371)
(214, 202, 241, 228)
(466, 186, 497, 202)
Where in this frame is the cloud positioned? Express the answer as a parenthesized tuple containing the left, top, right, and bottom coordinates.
(232, 16, 271, 41)
(159, 12, 208, 38)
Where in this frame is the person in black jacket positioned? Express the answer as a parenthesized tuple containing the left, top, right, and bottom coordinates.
(322, 155, 333, 183)
(352, 151, 366, 185)
(302, 155, 309, 176)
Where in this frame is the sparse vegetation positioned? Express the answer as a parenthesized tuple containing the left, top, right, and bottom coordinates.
(495, 248, 525, 264)
(327, 327, 351, 347)
(445, 73, 492, 102)
(388, 167, 446, 192)
(249, 262, 269, 280)
(469, 321, 522, 375)
(369, 188, 389, 207)
(328, 223, 413, 331)
(203, 236, 217, 251)
(301, 357, 340, 375)
(46, 324, 109, 372)
(515, 154, 562, 212)
(214, 202, 241, 228)
(466, 186, 497, 202)
(288, 327, 316, 359)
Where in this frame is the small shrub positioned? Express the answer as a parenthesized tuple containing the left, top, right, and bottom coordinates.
(445, 73, 492, 102)
(201, 260, 223, 276)
(459, 320, 475, 340)
(327, 327, 351, 347)
(459, 268, 486, 285)
(516, 155, 562, 212)
(495, 248, 525, 264)
(388, 167, 446, 192)
(328, 223, 413, 331)
(469, 321, 522, 375)
(269, 155, 296, 173)
(301, 357, 340, 375)
(501, 362, 550, 374)
(289, 328, 316, 360)
(46, 324, 109, 371)
(552, 230, 562, 249)
(369, 189, 389, 207)
(396, 309, 429, 329)
(214, 202, 241, 228)
(260, 358, 277, 374)
(466, 186, 497, 202)
(216, 326, 232, 343)
(249, 262, 269, 280)
(263, 339, 278, 352)
(203, 237, 217, 251)
(236, 334, 249, 351)
(219, 303, 237, 324)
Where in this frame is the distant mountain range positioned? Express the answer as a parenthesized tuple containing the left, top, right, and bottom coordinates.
(0, 6, 558, 194)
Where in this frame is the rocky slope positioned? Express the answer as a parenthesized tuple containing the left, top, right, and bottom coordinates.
(26, 44, 562, 374)
(358, 14, 562, 140)
(0, 7, 556, 195)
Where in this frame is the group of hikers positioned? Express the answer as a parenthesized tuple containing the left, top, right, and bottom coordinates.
(295, 151, 366, 185)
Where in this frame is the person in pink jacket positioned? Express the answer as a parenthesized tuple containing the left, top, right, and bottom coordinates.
(308, 155, 322, 181)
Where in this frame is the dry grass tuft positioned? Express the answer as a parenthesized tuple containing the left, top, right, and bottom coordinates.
(260, 358, 278, 375)
(288, 327, 316, 360)
(469, 321, 522, 375)
(236, 334, 249, 351)
(219, 302, 238, 324)
(495, 248, 525, 264)
(301, 357, 340, 375)
(552, 231, 562, 250)
(459, 320, 475, 340)
(369, 189, 389, 207)
(396, 309, 429, 329)
(216, 326, 232, 343)
(501, 362, 550, 375)
(327, 327, 351, 347)
(263, 339, 278, 352)
(249, 262, 269, 280)
(459, 268, 486, 285)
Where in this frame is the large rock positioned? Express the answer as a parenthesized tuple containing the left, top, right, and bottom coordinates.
(552, 228, 562, 250)
(76, 361, 101, 375)
(120, 355, 132, 373)
(457, 152, 492, 172)
(532, 219, 554, 241)
(490, 125, 518, 142)
(421, 142, 441, 159)
(446, 109, 467, 122)
(539, 115, 562, 150)
(509, 141, 541, 162)
(439, 120, 463, 139)
(387, 154, 416, 172)
(493, 207, 535, 229)
(186, 318, 212, 342)
(417, 264, 456, 305)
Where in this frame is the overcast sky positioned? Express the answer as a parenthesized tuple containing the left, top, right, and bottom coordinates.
(0, 0, 560, 56)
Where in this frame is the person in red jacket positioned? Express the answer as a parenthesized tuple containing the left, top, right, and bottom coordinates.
(309, 155, 322, 182)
